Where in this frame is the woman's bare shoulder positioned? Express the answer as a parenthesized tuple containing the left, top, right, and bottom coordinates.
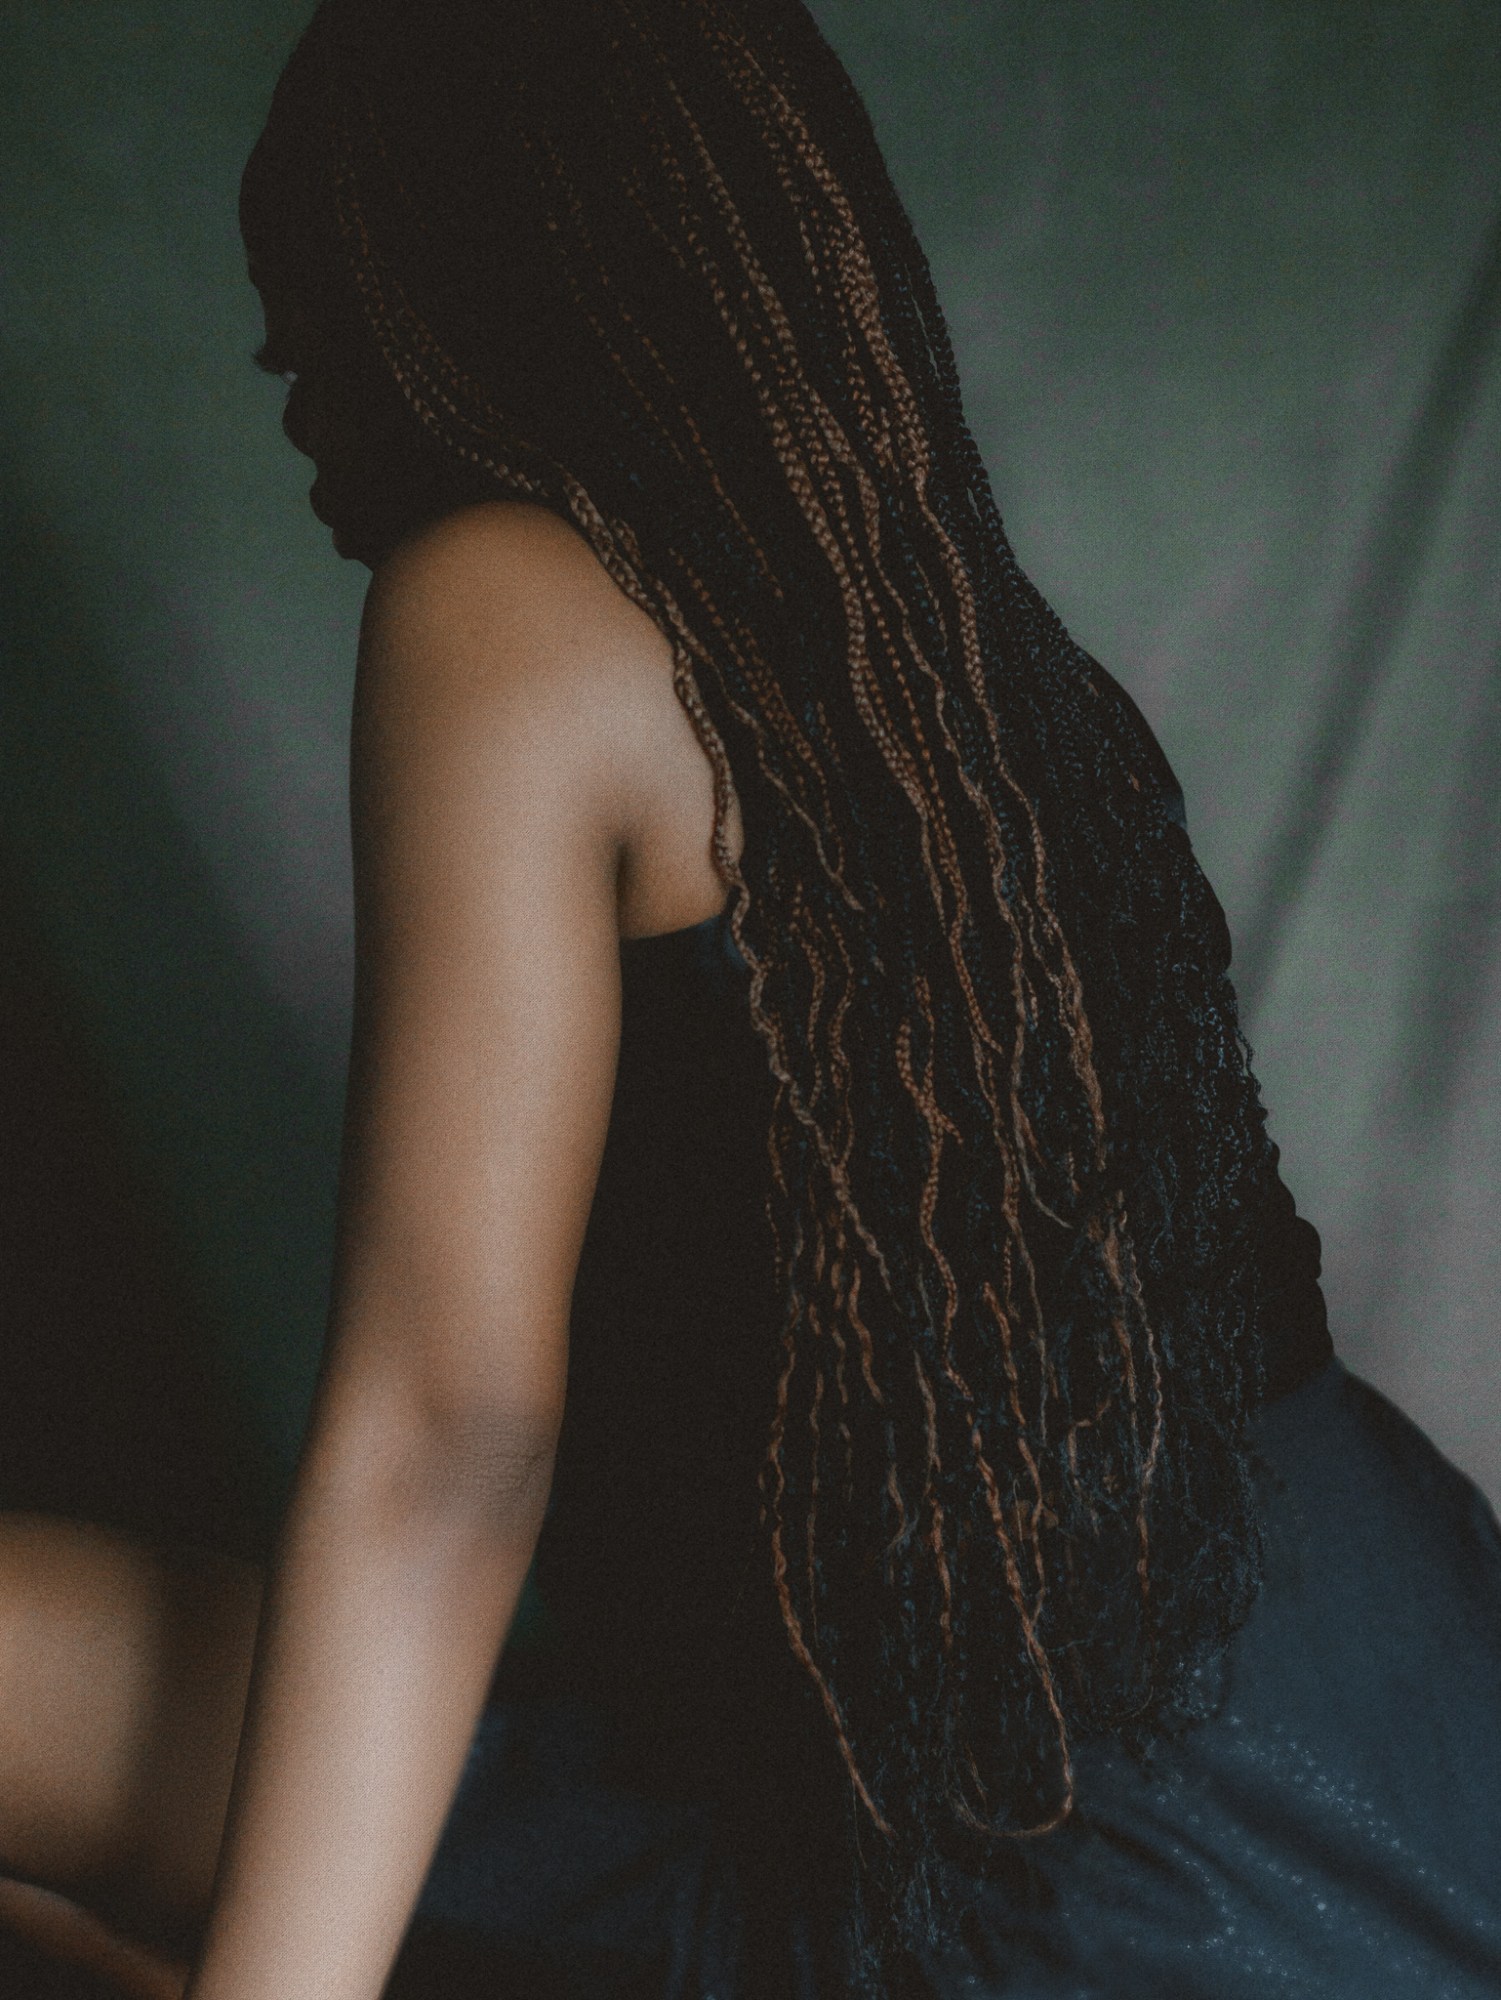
(363, 499, 669, 687)
(357, 499, 676, 805)
(356, 498, 734, 938)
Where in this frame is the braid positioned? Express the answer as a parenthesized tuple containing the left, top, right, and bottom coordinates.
(243, 1, 1277, 1981)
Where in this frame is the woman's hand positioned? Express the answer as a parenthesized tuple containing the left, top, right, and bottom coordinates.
(184, 500, 653, 2000)
(0, 1877, 189, 1999)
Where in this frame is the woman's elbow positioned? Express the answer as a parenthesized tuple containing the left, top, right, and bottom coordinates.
(312, 1379, 563, 1544)
(413, 1400, 560, 1531)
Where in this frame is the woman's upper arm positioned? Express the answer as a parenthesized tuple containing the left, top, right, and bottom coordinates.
(320, 504, 635, 1455)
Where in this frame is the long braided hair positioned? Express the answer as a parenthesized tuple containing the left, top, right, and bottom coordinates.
(243, 0, 1281, 1975)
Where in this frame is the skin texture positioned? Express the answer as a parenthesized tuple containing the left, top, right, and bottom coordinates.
(0, 1517, 260, 1996)
(183, 502, 634, 2000)
(0, 485, 746, 1995)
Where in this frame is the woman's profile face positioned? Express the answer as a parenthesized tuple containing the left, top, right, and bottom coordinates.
(247, 244, 494, 570)
(250, 266, 368, 558)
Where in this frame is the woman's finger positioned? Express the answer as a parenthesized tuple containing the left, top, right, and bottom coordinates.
(0, 1875, 191, 2000)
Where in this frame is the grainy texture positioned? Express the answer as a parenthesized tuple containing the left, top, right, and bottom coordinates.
(235, 5, 1329, 1980)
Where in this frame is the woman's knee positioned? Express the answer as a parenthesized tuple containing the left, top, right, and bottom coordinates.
(0, 1513, 260, 1917)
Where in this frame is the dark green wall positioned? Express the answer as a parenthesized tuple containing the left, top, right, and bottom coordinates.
(3, 2, 365, 1526)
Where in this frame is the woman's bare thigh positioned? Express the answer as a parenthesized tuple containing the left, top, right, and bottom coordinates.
(0, 1513, 261, 1926)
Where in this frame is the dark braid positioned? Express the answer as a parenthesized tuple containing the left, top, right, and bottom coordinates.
(242, 0, 1278, 1979)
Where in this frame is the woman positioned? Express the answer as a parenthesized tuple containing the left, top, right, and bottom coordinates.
(3, 1, 1501, 1994)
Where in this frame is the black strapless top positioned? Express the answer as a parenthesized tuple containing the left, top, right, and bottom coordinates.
(530, 875, 1334, 1801)
(534, 903, 821, 1794)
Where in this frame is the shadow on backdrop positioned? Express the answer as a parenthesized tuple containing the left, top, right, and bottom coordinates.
(0, 482, 330, 1553)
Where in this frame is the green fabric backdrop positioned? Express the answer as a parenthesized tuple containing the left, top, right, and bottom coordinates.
(2, 1, 1497, 1539)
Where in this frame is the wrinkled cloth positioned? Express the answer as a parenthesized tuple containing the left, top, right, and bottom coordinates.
(404, 1355, 1501, 1997)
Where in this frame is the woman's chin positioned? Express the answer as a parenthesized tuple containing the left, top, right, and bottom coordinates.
(323, 510, 355, 559)
(309, 480, 374, 565)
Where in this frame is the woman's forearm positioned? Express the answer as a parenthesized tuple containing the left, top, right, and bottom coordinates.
(184, 1392, 554, 2000)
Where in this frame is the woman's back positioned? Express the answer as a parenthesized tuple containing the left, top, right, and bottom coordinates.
(540, 821, 1335, 1776)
